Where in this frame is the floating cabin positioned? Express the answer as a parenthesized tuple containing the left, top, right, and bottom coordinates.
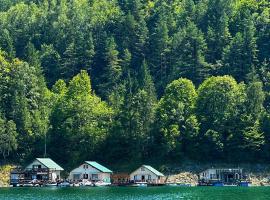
(199, 168, 247, 186)
(10, 158, 64, 186)
(130, 165, 165, 184)
(68, 161, 112, 183)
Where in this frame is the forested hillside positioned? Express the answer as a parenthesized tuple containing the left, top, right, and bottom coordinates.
(0, 0, 269, 169)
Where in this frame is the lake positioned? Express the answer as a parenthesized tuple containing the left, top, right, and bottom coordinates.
(0, 187, 270, 200)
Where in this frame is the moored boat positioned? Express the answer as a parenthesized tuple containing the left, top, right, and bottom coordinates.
(23, 183, 34, 187)
(238, 181, 251, 187)
(94, 181, 111, 187)
(83, 180, 94, 187)
(58, 181, 70, 187)
(131, 182, 148, 187)
(45, 183, 58, 187)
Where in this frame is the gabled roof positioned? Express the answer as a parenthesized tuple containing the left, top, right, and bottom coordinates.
(142, 165, 164, 176)
(36, 158, 64, 171)
(85, 161, 112, 173)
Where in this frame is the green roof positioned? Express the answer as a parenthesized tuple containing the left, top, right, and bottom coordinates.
(36, 158, 64, 171)
(143, 165, 164, 176)
(85, 161, 112, 173)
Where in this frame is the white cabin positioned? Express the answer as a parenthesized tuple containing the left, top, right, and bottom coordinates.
(25, 158, 64, 182)
(130, 165, 165, 183)
(69, 161, 112, 183)
(199, 168, 243, 184)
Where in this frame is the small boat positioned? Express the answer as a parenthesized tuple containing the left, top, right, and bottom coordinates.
(72, 182, 81, 187)
(94, 181, 111, 187)
(131, 182, 148, 187)
(212, 182, 224, 187)
(83, 180, 94, 187)
(58, 181, 70, 187)
(238, 181, 250, 187)
(23, 183, 34, 187)
(45, 183, 58, 187)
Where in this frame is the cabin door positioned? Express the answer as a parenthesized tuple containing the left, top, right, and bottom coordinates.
(142, 175, 145, 182)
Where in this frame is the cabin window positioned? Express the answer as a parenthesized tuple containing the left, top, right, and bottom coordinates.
(83, 174, 88, 179)
(148, 175, 151, 180)
(210, 174, 216, 179)
(141, 167, 145, 171)
(92, 174, 98, 180)
(73, 174, 80, 180)
(134, 175, 137, 180)
(33, 165, 42, 169)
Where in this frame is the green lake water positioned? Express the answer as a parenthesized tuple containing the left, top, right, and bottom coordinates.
(0, 187, 270, 200)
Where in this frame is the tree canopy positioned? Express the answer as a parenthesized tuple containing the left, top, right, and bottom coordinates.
(0, 0, 270, 167)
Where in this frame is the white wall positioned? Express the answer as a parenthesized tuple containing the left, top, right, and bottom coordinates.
(68, 163, 111, 182)
(25, 159, 62, 181)
(130, 166, 161, 183)
(25, 160, 47, 169)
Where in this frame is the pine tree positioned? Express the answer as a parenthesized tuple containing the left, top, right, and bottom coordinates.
(96, 37, 122, 100)
(222, 13, 257, 82)
(171, 22, 208, 85)
(148, 20, 170, 96)
(120, 11, 148, 73)
(40, 44, 61, 87)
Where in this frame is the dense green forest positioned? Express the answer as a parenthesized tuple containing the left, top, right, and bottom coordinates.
(0, 0, 269, 169)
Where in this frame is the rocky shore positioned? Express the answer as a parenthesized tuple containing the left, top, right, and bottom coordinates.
(249, 173, 270, 186)
(166, 172, 199, 186)
(165, 170, 270, 186)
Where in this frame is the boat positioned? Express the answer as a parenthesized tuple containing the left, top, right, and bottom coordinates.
(22, 183, 34, 187)
(212, 182, 224, 186)
(238, 181, 251, 187)
(94, 181, 111, 187)
(131, 182, 148, 187)
(81, 180, 94, 187)
(45, 183, 58, 187)
(58, 181, 70, 187)
(75, 183, 81, 187)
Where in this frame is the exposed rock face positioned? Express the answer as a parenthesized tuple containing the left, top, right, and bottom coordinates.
(249, 173, 270, 186)
(166, 172, 199, 186)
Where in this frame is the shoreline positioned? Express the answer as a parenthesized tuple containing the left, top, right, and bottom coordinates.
(1, 164, 270, 187)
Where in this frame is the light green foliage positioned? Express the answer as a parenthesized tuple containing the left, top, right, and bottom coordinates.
(0, 118, 17, 159)
(156, 78, 198, 155)
(196, 75, 265, 160)
(0, 53, 50, 158)
(49, 70, 112, 166)
(197, 76, 244, 126)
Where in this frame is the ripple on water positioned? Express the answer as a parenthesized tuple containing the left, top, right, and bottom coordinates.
(1, 186, 270, 200)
